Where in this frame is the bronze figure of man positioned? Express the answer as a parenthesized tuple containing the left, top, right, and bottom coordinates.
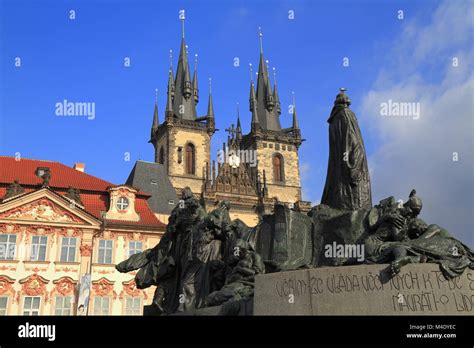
(321, 88, 372, 210)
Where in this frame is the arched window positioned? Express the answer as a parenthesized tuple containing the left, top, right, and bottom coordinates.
(158, 147, 165, 164)
(185, 143, 195, 175)
(273, 154, 284, 182)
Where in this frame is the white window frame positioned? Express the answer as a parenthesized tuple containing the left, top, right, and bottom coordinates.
(60, 237, 77, 262)
(54, 296, 73, 315)
(124, 297, 141, 316)
(93, 296, 110, 315)
(30, 235, 48, 261)
(23, 296, 41, 316)
(97, 240, 113, 264)
(0, 234, 17, 260)
(128, 241, 143, 257)
(0, 296, 8, 315)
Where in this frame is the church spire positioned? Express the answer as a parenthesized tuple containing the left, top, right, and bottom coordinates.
(193, 53, 199, 103)
(249, 64, 259, 133)
(236, 102, 242, 142)
(272, 67, 281, 115)
(151, 89, 159, 138)
(172, 11, 197, 120)
(292, 92, 301, 139)
(206, 78, 215, 134)
(165, 50, 175, 121)
(249, 63, 256, 112)
(183, 45, 192, 98)
(254, 27, 280, 131)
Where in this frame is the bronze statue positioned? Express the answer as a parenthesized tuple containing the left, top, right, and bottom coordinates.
(364, 190, 474, 278)
(116, 188, 263, 315)
(321, 88, 372, 210)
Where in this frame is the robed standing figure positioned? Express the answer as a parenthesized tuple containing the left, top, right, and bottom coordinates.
(321, 88, 372, 210)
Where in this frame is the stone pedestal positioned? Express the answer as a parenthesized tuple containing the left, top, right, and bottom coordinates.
(254, 264, 474, 315)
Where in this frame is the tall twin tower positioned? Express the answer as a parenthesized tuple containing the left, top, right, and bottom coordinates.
(149, 18, 309, 225)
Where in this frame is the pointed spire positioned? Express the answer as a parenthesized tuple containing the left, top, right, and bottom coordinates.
(151, 89, 159, 138)
(250, 80, 259, 133)
(207, 78, 215, 134)
(166, 79, 174, 120)
(193, 53, 199, 103)
(236, 102, 242, 141)
(172, 13, 197, 120)
(169, 49, 174, 72)
(183, 45, 192, 98)
(249, 63, 255, 111)
(207, 78, 214, 117)
(265, 59, 274, 110)
(292, 92, 301, 138)
(168, 50, 175, 97)
(272, 67, 281, 114)
(255, 27, 278, 131)
(166, 51, 175, 121)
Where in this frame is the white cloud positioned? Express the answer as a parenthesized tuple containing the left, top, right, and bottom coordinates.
(360, 1, 474, 245)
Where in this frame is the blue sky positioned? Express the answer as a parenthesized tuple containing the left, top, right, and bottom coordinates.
(1, 0, 472, 244)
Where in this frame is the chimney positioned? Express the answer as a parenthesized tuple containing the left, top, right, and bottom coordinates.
(73, 163, 85, 172)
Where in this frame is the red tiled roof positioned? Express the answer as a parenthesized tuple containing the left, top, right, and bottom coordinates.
(0, 157, 165, 228)
(0, 156, 112, 192)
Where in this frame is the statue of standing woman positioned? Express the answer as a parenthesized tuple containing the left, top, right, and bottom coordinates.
(321, 88, 372, 210)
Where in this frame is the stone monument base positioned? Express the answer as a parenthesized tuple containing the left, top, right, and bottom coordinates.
(254, 263, 473, 315)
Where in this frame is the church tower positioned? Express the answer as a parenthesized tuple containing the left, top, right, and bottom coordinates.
(240, 29, 304, 206)
(150, 16, 215, 195)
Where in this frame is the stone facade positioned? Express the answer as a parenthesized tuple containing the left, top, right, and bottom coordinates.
(154, 126, 211, 195)
(254, 141, 302, 202)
